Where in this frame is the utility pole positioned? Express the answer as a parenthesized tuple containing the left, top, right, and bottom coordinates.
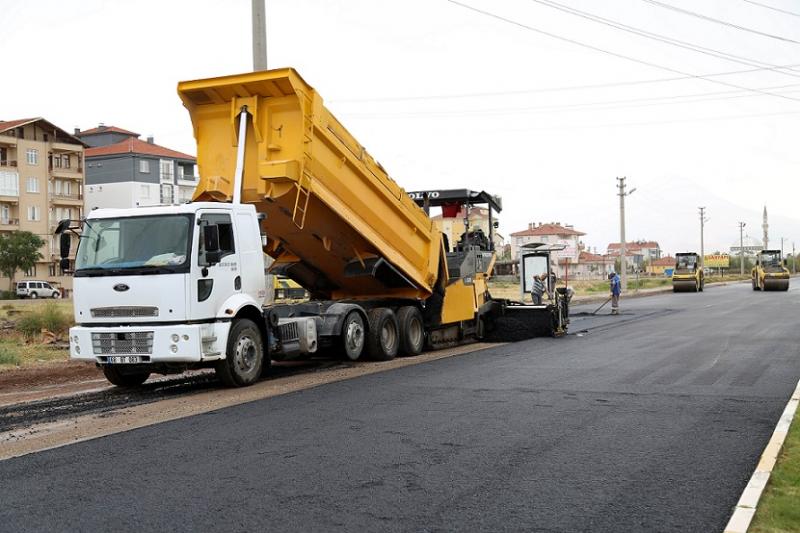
(780, 237, 785, 256)
(252, 0, 267, 71)
(616, 177, 636, 290)
(738, 222, 746, 275)
(793, 242, 797, 274)
(699, 207, 707, 269)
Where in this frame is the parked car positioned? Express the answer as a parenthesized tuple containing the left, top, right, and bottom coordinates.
(16, 280, 61, 299)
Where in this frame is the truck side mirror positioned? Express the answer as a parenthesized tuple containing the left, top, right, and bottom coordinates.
(59, 257, 71, 273)
(202, 224, 222, 265)
(59, 232, 71, 259)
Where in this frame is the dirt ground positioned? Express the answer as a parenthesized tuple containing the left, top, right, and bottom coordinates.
(0, 361, 101, 390)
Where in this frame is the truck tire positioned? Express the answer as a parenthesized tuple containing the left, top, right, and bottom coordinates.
(102, 366, 150, 387)
(339, 311, 365, 361)
(215, 319, 264, 387)
(29, 292, 38, 299)
(397, 306, 424, 356)
(366, 308, 399, 361)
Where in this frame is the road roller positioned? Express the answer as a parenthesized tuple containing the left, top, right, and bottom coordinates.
(672, 252, 704, 292)
(752, 250, 790, 291)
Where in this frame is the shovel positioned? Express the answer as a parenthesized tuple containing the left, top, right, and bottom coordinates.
(591, 297, 612, 315)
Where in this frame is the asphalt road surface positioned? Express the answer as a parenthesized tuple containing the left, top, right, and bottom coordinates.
(2, 282, 799, 532)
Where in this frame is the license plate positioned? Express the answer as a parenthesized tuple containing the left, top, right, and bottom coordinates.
(107, 356, 143, 364)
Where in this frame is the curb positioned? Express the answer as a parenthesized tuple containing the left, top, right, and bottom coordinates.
(723, 377, 800, 533)
(569, 278, 751, 306)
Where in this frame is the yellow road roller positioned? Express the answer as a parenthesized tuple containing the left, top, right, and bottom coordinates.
(673, 252, 704, 292)
(752, 250, 790, 291)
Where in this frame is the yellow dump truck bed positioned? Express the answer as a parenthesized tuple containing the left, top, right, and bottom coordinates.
(178, 69, 442, 300)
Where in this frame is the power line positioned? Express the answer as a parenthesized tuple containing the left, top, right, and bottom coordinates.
(446, 1, 800, 103)
(531, 0, 800, 77)
(340, 83, 800, 119)
(330, 63, 800, 104)
(642, 0, 800, 44)
(742, 0, 800, 18)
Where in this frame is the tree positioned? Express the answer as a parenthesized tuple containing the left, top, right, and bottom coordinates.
(0, 231, 45, 290)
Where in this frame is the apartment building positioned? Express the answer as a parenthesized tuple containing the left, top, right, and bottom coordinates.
(76, 125, 197, 210)
(0, 118, 85, 293)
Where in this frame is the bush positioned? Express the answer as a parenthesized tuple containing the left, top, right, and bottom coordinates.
(0, 345, 20, 366)
(16, 303, 71, 341)
(0, 290, 16, 300)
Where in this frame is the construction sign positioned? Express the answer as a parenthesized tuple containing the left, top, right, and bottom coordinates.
(704, 254, 730, 268)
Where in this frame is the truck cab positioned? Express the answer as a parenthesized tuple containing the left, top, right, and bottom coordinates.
(63, 202, 271, 386)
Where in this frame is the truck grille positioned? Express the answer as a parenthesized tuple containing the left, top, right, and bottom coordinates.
(278, 322, 299, 342)
(92, 331, 154, 355)
(91, 306, 159, 318)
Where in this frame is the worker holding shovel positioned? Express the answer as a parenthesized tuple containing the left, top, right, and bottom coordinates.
(609, 271, 621, 315)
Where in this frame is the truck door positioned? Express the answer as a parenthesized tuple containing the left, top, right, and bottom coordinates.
(191, 210, 242, 320)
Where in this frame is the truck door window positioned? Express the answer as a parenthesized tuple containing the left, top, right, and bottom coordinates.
(199, 213, 235, 266)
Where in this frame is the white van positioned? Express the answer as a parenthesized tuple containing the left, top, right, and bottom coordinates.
(16, 280, 61, 299)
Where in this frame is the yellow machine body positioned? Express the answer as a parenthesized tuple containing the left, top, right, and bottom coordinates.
(672, 252, 704, 293)
(752, 250, 790, 291)
(178, 69, 441, 301)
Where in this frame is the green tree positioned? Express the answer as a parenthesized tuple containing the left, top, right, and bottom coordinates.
(0, 231, 45, 290)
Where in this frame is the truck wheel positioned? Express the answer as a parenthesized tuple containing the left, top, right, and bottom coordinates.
(102, 366, 150, 387)
(215, 319, 264, 387)
(397, 306, 424, 356)
(30, 292, 38, 299)
(366, 308, 399, 361)
(339, 311, 365, 361)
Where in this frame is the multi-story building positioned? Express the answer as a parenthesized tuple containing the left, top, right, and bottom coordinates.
(76, 125, 197, 210)
(0, 117, 85, 293)
(509, 222, 585, 277)
(607, 240, 661, 271)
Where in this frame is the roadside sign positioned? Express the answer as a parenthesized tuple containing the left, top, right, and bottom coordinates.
(705, 254, 730, 268)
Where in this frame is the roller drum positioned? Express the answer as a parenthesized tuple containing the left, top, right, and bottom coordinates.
(763, 278, 790, 291)
(672, 280, 698, 292)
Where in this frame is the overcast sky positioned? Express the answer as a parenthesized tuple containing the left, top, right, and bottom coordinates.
(3, 0, 800, 255)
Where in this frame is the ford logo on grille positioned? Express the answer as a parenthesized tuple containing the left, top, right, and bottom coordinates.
(113, 284, 130, 292)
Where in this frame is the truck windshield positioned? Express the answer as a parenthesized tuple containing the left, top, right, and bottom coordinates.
(75, 214, 193, 275)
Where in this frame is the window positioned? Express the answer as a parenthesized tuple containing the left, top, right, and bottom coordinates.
(159, 159, 174, 183)
(0, 172, 19, 196)
(23, 265, 36, 277)
(199, 213, 235, 266)
(1, 204, 9, 224)
(26, 149, 38, 165)
(27, 205, 40, 221)
(139, 160, 150, 173)
(63, 155, 70, 169)
(26, 177, 39, 193)
(160, 183, 174, 205)
(53, 155, 62, 168)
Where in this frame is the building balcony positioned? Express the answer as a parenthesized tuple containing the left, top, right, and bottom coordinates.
(0, 218, 19, 231)
(0, 194, 19, 204)
(51, 141, 83, 153)
(49, 192, 84, 205)
(0, 136, 17, 147)
(0, 160, 17, 169)
(49, 165, 83, 178)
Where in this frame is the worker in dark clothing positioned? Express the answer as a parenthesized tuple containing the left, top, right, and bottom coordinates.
(609, 271, 621, 315)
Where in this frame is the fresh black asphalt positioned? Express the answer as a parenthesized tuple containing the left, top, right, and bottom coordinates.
(1, 282, 799, 532)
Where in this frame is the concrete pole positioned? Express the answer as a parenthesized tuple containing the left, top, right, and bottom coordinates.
(617, 177, 627, 290)
(617, 177, 635, 290)
(699, 207, 706, 269)
(794, 242, 797, 274)
(252, 0, 267, 71)
(739, 222, 746, 275)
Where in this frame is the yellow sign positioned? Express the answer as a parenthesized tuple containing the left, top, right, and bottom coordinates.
(705, 254, 730, 268)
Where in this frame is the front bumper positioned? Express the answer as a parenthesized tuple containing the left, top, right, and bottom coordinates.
(69, 322, 231, 364)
